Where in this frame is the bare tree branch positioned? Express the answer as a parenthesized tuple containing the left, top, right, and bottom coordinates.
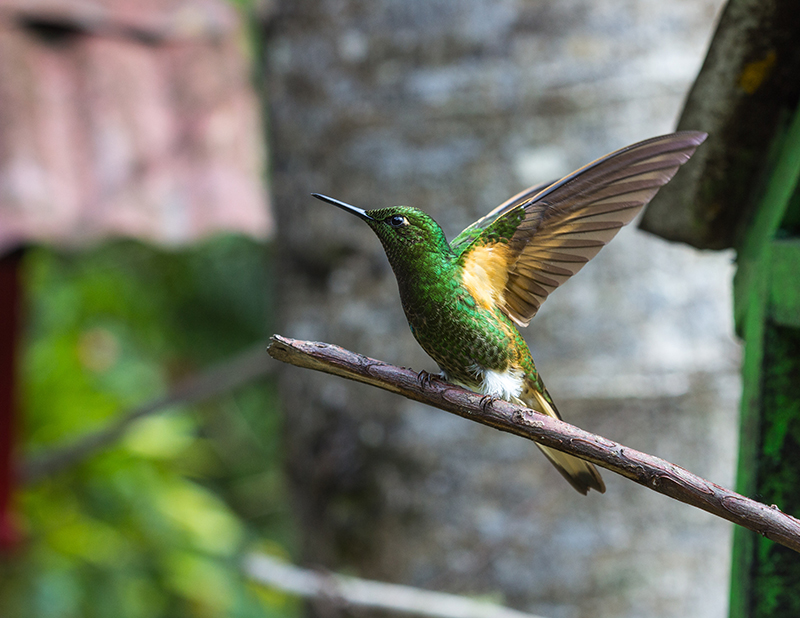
(244, 552, 547, 618)
(268, 334, 800, 554)
(21, 344, 274, 484)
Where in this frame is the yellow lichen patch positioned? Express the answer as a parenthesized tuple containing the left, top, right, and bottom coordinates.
(461, 244, 511, 309)
(739, 50, 777, 95)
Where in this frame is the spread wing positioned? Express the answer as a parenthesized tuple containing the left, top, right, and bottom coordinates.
(450, 179, 557, 257)
(452, 131, 707, 327)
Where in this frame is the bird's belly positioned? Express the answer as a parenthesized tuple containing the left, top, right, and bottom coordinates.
(406, 296, 526, 395)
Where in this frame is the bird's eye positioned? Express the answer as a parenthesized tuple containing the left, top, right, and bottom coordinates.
(386, 215, 409, 228)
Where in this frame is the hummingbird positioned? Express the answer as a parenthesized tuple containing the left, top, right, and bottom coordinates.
(313, 131, 707, 494)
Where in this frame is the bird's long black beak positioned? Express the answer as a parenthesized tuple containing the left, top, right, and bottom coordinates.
(311, 193, 375, 222)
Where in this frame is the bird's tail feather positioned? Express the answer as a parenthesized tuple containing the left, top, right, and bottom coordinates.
(534, 443, 605, 495)
(518, 381, 605, 495)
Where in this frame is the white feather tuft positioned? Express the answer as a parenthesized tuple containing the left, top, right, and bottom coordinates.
(479, 367, 524, 400)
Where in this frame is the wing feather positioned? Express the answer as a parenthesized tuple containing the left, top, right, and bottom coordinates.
(450, 179, 557, 255)
(453, 131, 707, 327)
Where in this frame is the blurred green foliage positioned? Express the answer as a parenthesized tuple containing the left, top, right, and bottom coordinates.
(1, 237, 299, 618)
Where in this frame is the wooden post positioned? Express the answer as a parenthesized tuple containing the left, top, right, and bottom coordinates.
(0, 249, 22, 550)
(730, 105, 800, 617)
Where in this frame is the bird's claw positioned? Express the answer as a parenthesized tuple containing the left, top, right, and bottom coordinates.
(479, 394, 496, 411)
(417, 370, 435, 388)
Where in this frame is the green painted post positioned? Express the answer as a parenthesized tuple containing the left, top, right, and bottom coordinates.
(730, 105, 800, 617)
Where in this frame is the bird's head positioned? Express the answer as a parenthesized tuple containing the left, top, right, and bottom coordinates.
(312, 194, 452, 266)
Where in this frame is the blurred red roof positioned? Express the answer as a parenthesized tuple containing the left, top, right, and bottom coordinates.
(0, 0, 271, 253)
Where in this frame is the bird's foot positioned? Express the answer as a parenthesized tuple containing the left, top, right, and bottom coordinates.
(479, 394, 497, 411)
(417, 370, 437, 388)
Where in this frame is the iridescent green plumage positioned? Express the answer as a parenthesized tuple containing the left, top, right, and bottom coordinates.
(314, 131, 707, 494)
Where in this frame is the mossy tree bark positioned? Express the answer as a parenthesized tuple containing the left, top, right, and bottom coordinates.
(730, 106, 800, 618)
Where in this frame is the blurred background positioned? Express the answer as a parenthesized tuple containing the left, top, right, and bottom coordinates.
(0, 0, 743, 617)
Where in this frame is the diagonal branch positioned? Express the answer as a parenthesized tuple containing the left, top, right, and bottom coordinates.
(268, 334, 800, 554)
